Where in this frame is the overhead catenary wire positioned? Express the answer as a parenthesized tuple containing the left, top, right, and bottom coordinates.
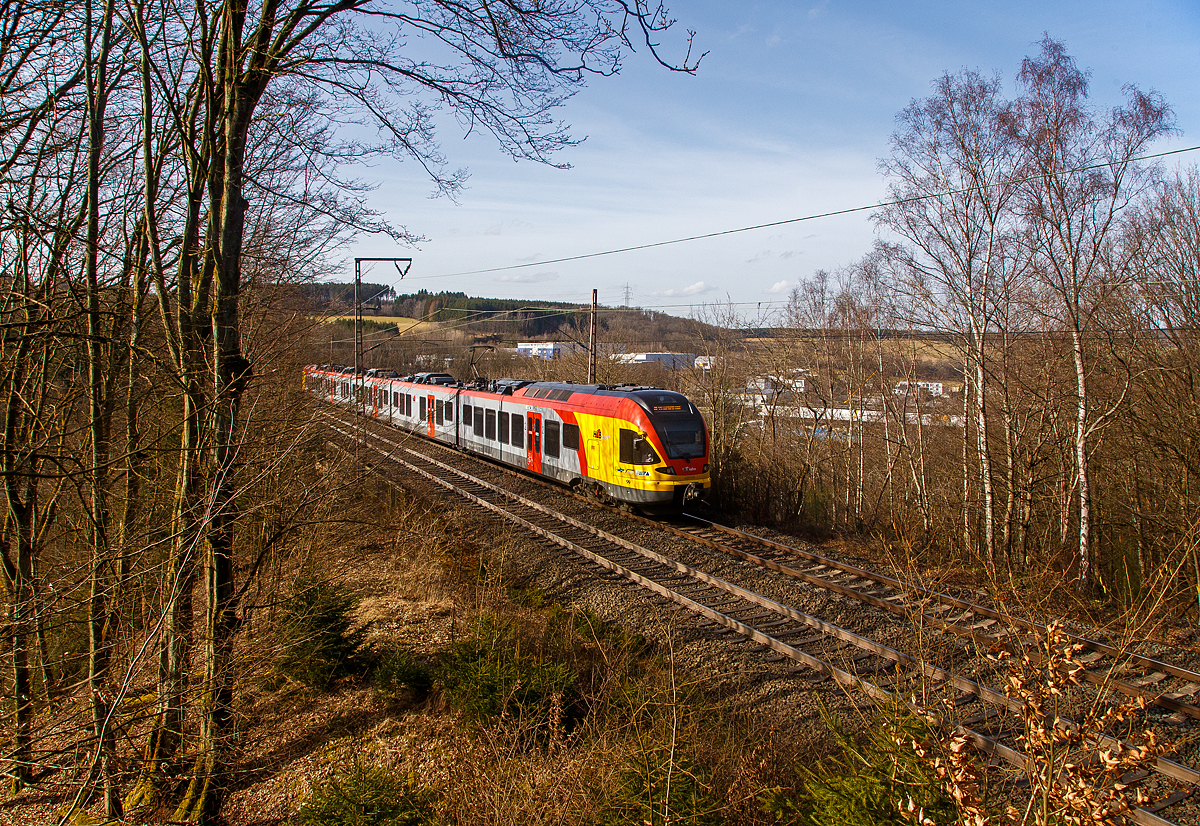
(390, 144, 1200, 282)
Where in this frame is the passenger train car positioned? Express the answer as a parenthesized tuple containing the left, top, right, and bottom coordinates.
(305, 366, 710, 513)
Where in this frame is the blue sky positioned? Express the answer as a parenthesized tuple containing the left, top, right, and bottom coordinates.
(350, 1, 1200, 316)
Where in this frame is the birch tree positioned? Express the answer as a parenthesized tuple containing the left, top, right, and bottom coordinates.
(875, 68, 1022, 576)
(1014, 36, 1172, 594)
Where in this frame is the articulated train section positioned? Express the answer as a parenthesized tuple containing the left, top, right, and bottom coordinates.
(306, 366, 711, 512)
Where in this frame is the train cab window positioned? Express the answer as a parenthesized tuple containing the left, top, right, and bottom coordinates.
(462, 404, 472, 426)
(473, 406, 484, 437)
(435, 400, 444, 426)
(563, 423, 580, 451)
(511, 415, 524, 448)
(544, 421, 560, 459)
(499, 411, 510, 444)
(619, 429, 660, 465)
(485, 409, 496, 440)
(419, 396, 426, 421)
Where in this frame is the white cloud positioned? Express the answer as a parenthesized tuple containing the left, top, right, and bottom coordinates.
(650, 281, 714, 297)
(766, 280, 791, 294)
(496, 271, 558, 283)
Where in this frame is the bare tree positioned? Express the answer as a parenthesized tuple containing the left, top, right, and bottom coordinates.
(875, 68, 1023, 576)
(1015, 35, 1173, 594)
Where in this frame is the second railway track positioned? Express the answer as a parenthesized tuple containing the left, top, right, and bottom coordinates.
(321, 407, 1200, 825)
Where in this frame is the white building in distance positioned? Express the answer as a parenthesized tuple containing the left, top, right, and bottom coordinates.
(517, 342, 576, 360)
(614, 352, 695, 369)
(893, 380, 946, 397)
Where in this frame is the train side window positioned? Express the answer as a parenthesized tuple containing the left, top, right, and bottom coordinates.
(419, 396, 426, 421)
(498, 411, 510, 444)
(485, 409, 496, 440)
(544, 421, 560, 459)
(563, 423, 580, 451)
(462, 404, 472, 426)
(435, 400, 444, 426)
(473, 406, 484, 437)
(444, 403, 453, 423)
(510, 415, 524, 448)
(619, 428, 660, 465)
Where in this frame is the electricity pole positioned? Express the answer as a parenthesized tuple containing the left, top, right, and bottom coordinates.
(354, 257, 412, 415)
(588, 288, 597, 384)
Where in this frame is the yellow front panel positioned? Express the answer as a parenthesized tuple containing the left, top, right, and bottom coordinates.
(572, 411, 700, 494)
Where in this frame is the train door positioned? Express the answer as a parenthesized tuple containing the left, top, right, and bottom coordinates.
(586, 435, 601, 480)
(372, 385, 380, 418)
(526, 411, 542, 473)
(427, 394, 435, 437)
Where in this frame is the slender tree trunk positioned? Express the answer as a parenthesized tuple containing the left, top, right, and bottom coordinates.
(1072, 327, 1092, 594)
(83, 0, 121, 810)
(961, 350, 973, 559)
(972, 327, 996, 577)
(1000, 336, 1017, 572)
(3, 507, 35, 793)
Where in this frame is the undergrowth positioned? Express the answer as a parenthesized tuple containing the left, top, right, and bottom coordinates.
(435, 615, 577, 731)
(294, 762, 438, 826)
(760, 699, 956, 826)
(276, 580, 368, 689)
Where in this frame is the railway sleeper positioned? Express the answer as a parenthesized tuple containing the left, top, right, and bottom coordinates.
(347, 431, 1200, 823)
(961, 704, 1006, 727)
(748, 617, 795, 632)
(1146, 789, 1193, 814)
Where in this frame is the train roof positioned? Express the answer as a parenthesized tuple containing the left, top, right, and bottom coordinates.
(307, 366, 696, 413)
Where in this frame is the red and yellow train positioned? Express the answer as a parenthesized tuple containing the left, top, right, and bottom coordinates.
(304, 366, 710, 513)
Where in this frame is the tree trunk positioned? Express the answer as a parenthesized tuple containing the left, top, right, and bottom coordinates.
(1072, 327, 1092, 595)
(961, 351, 973, 560)
(972, 328, 996, 577)
(83, 0, 121, 810)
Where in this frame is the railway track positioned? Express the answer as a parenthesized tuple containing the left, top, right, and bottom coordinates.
(321, 408, 1200, 825)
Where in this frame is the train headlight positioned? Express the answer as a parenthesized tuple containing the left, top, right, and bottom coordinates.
(703, 464, 709, 473)
(656, 466, 676, 475)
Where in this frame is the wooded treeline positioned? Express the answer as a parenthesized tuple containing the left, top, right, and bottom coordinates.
(702, 38, 1196, 610)
(0, 0, 696, 822)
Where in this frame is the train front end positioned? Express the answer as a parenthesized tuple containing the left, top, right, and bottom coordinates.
(627, 390, 711, 513)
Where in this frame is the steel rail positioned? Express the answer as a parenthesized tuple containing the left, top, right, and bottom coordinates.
(682, 515, 1200, 687)
(325, 416, 1195, 822)
(662, 518, 1200, 721)
(334, 405, 1200, 711)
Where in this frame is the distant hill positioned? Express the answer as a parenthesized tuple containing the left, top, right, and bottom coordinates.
(308, 286, 733, 352)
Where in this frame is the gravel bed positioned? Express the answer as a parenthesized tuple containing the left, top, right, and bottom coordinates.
(339, 416, 1200, 823)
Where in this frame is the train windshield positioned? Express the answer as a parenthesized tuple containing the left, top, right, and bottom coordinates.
(657, 422, 706, 460)
(634, 391, 707, 460)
